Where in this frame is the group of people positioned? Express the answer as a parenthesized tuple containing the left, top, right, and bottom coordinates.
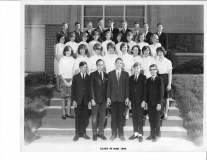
(54, 18, 172, 143)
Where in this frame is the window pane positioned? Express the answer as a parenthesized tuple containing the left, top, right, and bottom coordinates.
(105, 6, 123, 16)
(195, 35, 204, 43)
(84, 5, 103, 16)
(84, 17, 102, 28)
(195, 44, 204, 53)
(126, 6, 144, 17)
(105, 17, 123, 28)
(125, 17, 144, 28)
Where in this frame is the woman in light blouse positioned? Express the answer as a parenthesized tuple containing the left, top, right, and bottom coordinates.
(156, 47, 173, 120)
(59, 45, 76, 119)
(149, 34, 161, 59)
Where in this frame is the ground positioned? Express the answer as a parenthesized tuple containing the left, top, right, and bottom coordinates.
(22, 136, 202, 152)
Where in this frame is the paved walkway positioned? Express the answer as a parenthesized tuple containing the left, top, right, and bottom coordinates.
(22, 136, 202, 152)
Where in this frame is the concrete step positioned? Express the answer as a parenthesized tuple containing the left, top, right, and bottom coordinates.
(50, 98, 176, 107)
(41, 115, 183, 128)
(46, 105, 179, 117)
(37, 126, 187, 137)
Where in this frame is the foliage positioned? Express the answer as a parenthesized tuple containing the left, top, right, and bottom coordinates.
(166, 49, 179, 69)
(172, 74, 203, 145)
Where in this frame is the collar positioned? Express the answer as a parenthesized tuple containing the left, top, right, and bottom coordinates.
(76, 30, 80, 32)
(151, 75, 157, 79)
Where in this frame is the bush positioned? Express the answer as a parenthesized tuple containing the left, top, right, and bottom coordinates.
(172, 74, 203, 145)
(173, 58, 203, 74)
(166, 49, 179, 69)
(25, 71, 56, 86)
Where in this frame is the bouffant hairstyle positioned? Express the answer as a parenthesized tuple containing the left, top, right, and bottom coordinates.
(63, 45, 74, 57)
(77, 44, 89, 56)
(131, 45, 141, 56)
(142, 46, 152, 56)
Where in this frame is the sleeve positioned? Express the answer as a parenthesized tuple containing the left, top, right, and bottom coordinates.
(125, 72, 129, 98)
(89, 73, 95, 100)
(158, 77, 164, 105)
(129, 77, 131, 100)
(59, 59, 64, 76)
(167, 60, 173, 71)
(106, 73, 111, 98)
(145, 79, 149, 103)
(73, 59, 80, 74)
(142, 76, 147, 102)
(71, 75, 76, 102)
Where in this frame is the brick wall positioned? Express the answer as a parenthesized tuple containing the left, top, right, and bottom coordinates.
(45, 24, 61, 73)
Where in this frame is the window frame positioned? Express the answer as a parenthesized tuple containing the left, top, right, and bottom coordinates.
(81, 5, 147, 31)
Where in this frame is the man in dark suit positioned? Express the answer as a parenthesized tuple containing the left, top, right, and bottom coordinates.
(119, 20, 131, 42)
(143, 22, 153, 45)
(104, 18, 120, 44)
(71, 61, 91, 141)
(90, 59, 108, 141)
(132, 22, 142, 43)
(73, 22, 83, 43)
(56, 22, 70, 43)
(107, 58, 129, 141)
(155, 23, 168, 50)
(128, 62, 146, 142)
(146, 64, 164, 142)
(85, 22, 94, 43)
(94, 18, 105, 42)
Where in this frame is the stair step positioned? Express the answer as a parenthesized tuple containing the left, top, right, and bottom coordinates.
(37, 126, 187, 137)
(46, 105, 179, 117)
(41, 116, 183, 128)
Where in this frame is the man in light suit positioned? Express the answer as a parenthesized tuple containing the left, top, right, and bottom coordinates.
(94, 18, 105, 42)
(104, 18, 120, 44)
(119, 20, 131, 42)
(143, 23, 153, 45)
(107, 58, 129, 141)
(90, 59, 108, 141)
(146, 64, 164, 142)
(155, 23, 168, 50)
(72, 61, 91, 141)
(128, 62, 146, 142)
(73, 22, 83, 43)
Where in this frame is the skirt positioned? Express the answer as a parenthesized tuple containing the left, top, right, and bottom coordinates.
(158, 74, 172, 99)
(60, 78, 72, 98)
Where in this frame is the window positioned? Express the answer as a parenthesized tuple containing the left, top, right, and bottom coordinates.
(168, 34, 204, 53)
(83, 5, 145, 29)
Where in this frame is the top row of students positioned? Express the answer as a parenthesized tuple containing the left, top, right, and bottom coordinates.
(56, 18, 168, 50)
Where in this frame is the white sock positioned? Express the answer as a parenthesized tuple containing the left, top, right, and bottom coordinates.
(134, 132, 138, 136)
(138, 134, 142, 137)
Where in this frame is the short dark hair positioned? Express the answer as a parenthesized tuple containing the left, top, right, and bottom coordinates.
(134, 22, 139, 25)
(96, 59, 104, 65)
(156, 47, 167, 56)
(143, 22, 149, 26)
(93, 43, 103, 51)
(157, 23, 162, 27)
(137, 32, 145, 42)
(92, 30, 99, 36)
(127, 31, 133, 37)
(79, 61, 87, 67)
(133, 62, 142, 68)
(77, 44, 89, 56)
(63, 45, 74, 57)
(142, 46, 152, 56)
(69, 32, 76, 38)
(115, 57, 123, 63)
(62, 22, 68, 26)
(75, 22, 80, 26)
(108, 18, 114, 23)
(149, 64, 157, 69)
(57, 34, 65, 43)
(121, 20, 127, 24)
(107, 42, 115, 51)
(131, 45, 141, 55)
(120, 42, 129, 51)
(81, 32, 88, 37)
(98, 18, 103, 22)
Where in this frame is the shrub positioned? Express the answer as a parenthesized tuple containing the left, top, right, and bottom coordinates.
(172, 74, 203, 145)
(173, 58, 203, 74)
(166, 49, 179, 69)
(25, 71, 56, 86)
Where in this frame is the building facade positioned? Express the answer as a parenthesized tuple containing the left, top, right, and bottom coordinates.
(25, 5, 204, 72)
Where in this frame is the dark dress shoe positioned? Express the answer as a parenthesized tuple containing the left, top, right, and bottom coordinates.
(66, 114, 75, 118)
(110, 135, 116, 141)
(34, 135, 41, 140)
(119, 136, 125, 141)
(62, 115, 66, 120)
(73, 135, 79, 141)
(152, 136, 159, 142)
(129, 135, 138, 140)
(93, 135, 97, 141)
(146, 135, 153, 140)
(138, 136, 143, 142)
(99, 135, 107, 140)
(83, 134, 91, 140)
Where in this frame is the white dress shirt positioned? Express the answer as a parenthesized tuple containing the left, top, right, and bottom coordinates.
(156, 57, 173, 74)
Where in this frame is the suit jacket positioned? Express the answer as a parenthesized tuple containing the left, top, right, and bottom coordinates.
(119, 28, 132, 42)
(155, 32, 168, 50)
(89, 71, 108, 103)
(107, 70, 129, 102)
(73, 30, 83, 43)
(71, 73, 90, 105)
(146, 75, 164, 106)
(94, 27, 105, 42)
(129, 74, 147, 104)
(104, 28, 120, 44)
(144, 31, 153, 45)
(56, 29, 70, 43)
(85, 30, 94, 43)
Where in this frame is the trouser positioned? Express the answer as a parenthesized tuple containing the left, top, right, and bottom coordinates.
(75, 99, 88, 136)
(92, 101, 106, 135)
(148, 102, 160, 138)
(131, 101, 144, 135)
(110, 102, 125, 137)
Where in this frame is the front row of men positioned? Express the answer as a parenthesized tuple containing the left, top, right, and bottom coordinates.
(71, 58, 164, 142)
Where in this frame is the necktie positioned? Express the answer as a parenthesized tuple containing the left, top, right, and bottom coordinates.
(151, 76, 154, 81)
(82, 74, 85, 80)
(99, 71, 102, 80)
(117, 72, 120, 81)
